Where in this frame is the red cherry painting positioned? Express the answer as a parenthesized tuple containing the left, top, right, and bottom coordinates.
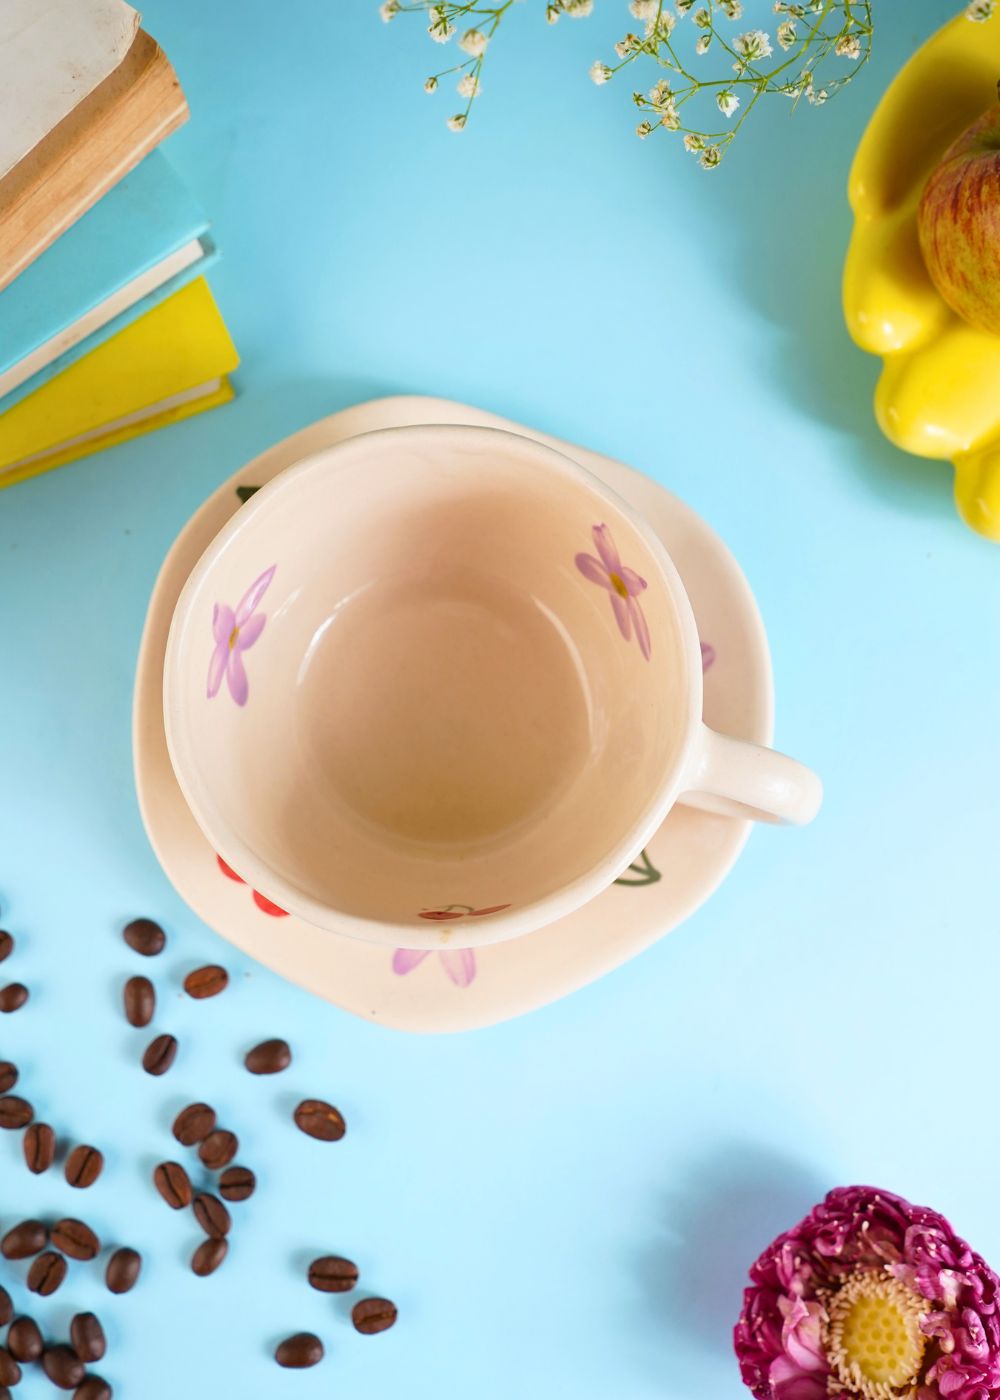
(216, 854, 289, 917)
(418, 903, 511, 921)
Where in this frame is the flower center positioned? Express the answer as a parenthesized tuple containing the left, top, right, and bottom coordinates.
(609, 572, 629, 599)
(824, 1271, 927, 1399)
(228, 626, 240, 651)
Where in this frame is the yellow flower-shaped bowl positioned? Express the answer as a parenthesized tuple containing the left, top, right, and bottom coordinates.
(844, 10, 1000, 539)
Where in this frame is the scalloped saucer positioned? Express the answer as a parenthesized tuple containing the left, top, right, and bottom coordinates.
(133, 396, 773, 1033)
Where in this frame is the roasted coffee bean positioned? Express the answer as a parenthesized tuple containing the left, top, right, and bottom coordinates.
(192, 1193, 230, 1238)
(52, 1218, 100, 1261)
(122, 917, 165, 956)
(198, 1128, 238, 1169)
(28, 1250, 67, 1296)
(123, 975, 155, 1027)
(0, 983, 28, 1013)
(0, 930, 12, 962)
(0, 1060, 16, 1093)
(70, 1313, 106, 1364)
(308, 1255, 359, 1294)
(0, 1285, 11, 1325)
(218, 1165, 256, 1202)
(142, 1032, 177, 1075)
(0, 1349, 19, 1386)
(274, 1333, 324, 1368)
(24, 1121, 55, 1172)
(1, 1219, 47, 1259)
(42, 1344, 85, 1390)
(172, 1101, 216, 1145)
(183, 964, 228, 999)
(0, 1094, 32, 1128)
(7, 1315, 43, 1362)
(244, 1037, 292, 1074)
(105, 1246, 141, 1294)
(65, 1143, 104, 1187)
(294, 1098, 346, 1142)
(352, 1297, 398, 1335)
(153, 1160, 192, 1209)
(191, 1237, 228, 1277)
(75, 1376, 112, 1400)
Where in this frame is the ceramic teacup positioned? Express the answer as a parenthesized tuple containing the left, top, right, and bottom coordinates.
(163, 424, 821, 949)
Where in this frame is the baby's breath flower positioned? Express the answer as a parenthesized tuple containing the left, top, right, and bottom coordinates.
(966, 0, 994, 17)
(636, 119, 653, 137)
(733, 28, 774, 61)
(629, 0, 658, 17)
(806, 84, 828, 104)
(719, 0, 743, 18)
(693, 6, 711, 26)
(459, 27, 488, 56)
(660, 102, 680, 129)
(428, 7, 456, 43)
(699, 144, 721, 168)
(777, 19, 797, 47)
(446, 112, 467, 130)
(683, 132, 705, 151)
(562, 0, 594, 16)
(589, 60, 613, 83)
(423, 75, 438, 92)
(646, 10, 676, 40)
(614, 32, 641, 58)
(676, 0, 695, 12)
(716, 88, 739, 117)
(648, 78, 674, 109)
(695, 32, 711, 53)
(834, 32, 862, 59)
(546, 2, 561, 20)
(457, 72, 481, 97)
(379, 0, 399, 21)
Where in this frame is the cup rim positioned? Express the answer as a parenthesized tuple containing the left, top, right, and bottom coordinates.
(163, 422, 705, 949)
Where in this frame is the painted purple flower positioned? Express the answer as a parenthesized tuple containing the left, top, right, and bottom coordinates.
(207, 565, 276, 706)
(701, 641, 716, 671)
(392, 946, 477, 988)
(575, 523, 651, 660)
(735, 1185, 1000, 1400)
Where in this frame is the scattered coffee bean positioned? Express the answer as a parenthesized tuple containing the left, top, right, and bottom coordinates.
(218, 1165, 256, 1202)
(70, 1314, 106, 1364)
(172, 1101, 216, 1146)
(123, 975, 155, 1027)
(274, 1333, 324, 1368)
(7, 1315, 43, 1362)
(0, 983, 28, 1013)
(191, 1237, 228, 1277)
(352, 1297, 398, 1335)
(0, 1061, 16, 1093)
(244, 1038, 291, 1074)
(183, 964, 228, 999)
(198, 1128, 238, 1169)
(52, 1218, 100, 1261)
(294, 1099, 346, 1142)
(0, 1286, 11, 1325)
(105, 1246, 141, 1294)
(153, 1160, 192, 1209)
(0, 1349, 19, 1386)
(65, 1144, 104, 1188)
(0, 1094, 33, 1129)
(192, 1192, 231, 1238)
(24, 1121, 56, 1173)
(308, 1255, 359, 1293)
(1, 1219, 47, 1259)
(27, 1250, 67, 1296)
(122, 917, 165, 956)
(75, 1376, 112, 1400)
(142, 1033, 177, 1075)
(0, 930, 12, 962)
(42, 1344, 85, 1390)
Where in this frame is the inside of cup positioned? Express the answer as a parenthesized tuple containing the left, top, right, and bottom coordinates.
(168, 427, 692, 933)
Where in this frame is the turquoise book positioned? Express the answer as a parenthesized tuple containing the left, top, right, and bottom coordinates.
(0, 150, 217, 407)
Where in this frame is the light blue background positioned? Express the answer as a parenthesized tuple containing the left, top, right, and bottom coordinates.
(1, 2, 997, 1396)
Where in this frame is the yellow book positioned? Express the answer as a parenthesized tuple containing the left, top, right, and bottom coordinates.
(0, 277, 238, 489)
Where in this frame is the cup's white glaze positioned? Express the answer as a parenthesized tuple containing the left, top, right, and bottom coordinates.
(163, 424, 820, 948)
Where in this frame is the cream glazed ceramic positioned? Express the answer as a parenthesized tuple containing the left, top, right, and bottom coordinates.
(162, 423, 819, 950)
(134, 396, 778, 1032)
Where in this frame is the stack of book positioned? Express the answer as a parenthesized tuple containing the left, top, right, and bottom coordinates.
(0, 0, 239, 489)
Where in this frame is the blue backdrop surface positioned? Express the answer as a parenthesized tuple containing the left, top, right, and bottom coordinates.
(1, 2, 998, 1397)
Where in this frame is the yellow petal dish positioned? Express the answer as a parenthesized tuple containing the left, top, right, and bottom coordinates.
(844, 10, 1000, 539)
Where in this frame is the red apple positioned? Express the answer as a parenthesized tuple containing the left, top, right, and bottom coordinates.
(918, 97, 1000, 335)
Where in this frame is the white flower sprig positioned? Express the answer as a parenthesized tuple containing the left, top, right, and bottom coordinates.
(379, 1, 983, 165)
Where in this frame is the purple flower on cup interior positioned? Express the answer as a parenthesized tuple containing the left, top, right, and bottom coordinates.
(701, 641, 716, 671)
(735, 1184, 1000, 1400)
(207, 565, 276, 707)
(575, 523, 651, 660)
(391, 946, 477, 988)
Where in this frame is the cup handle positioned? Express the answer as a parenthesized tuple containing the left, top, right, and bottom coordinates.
(680, 724, 822, 826)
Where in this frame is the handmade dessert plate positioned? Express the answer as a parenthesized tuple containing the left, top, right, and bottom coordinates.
(133, 396, 773, 1033)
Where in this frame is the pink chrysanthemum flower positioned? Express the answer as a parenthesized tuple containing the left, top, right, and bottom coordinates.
(735, 1186, 1000, 1400)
